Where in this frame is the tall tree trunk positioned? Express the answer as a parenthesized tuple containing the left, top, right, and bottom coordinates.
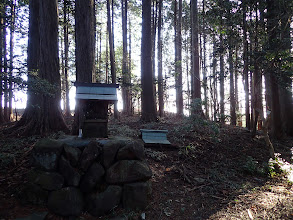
(141, 0, 157, 122)
(202, 0, 208, 118)
(212, 35, 218, 121)
(151, 0, 157, 104)
(9, 0, 15, 121)
(157, 0, 164, 117)
(249, 32, 254, 130)
(129, 18, 133, 114)
(107, 0, 118, 119)
(38, 0, 68, 133)
(267, 0, 282, 139)
(97, 25, 102, 83)
(175, 0, 183, 116)
(3, 2, 8, 122)
(0, 4, 4, 124)
(13, 0, 68, 135)
(63, 0, 70, 117)
(122, 0, 131, 115)
(235, 45, 239, 124)
(229, 38, 236, 125)
(73, 0, 96, 134)
(105, 32, 109, 83)
(219, 31, 225, 123)
(279, 0, 293, 136)
(75, 0, 95, 83)
(252, 6, 263, 137)
(191, 0, 201, 113)
(242, 0, 250, 129)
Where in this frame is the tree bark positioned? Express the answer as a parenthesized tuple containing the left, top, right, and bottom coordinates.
(235, 45, 239, 123)
(267, 0, 283, 139)
(242, 0, 250, 129)
(73, 0, 96, 134)
(279, 0, 293, 136)
(0, 4, 4, 124)
(129, 18, 133, 114)
(3, 2, 8, 122)
(75, 0, 95, 83)
(191, 0, 201, 109)
(122, 0, 131, 115)
(212, 35, 218, 121)
(151, 0, 157, 103)
(9, 0, 15, 121)
(141, 0, 157, 122)
(202, 0, 208, 118)
(107, 0, 118, 119)
(251, 6, 262, 137)
(13, 0, 68, 136)
(219, 31, 225, 123)
(157, 0, 164, 117)
(63, 0, 70, 117)
(174, 0, 183, 116)
(229, 38, 236, 126)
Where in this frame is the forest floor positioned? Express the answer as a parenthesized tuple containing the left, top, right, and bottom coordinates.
(1, 114, 293, 220)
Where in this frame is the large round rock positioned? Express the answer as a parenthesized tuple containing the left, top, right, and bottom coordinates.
(80, 162, 105, 193)
(63, 145, 81, 167)
(79, 141, 101, 171)
(59, 156, 81, 187)
(123, 181, 152, 210)
(48, 187, 84, 216)
(106, 160, 152, 184)
(87, 185, 122, 216)
(32, 138, 64, 171)
(116, 140, 145, 161)
(34, 171, 64, 191)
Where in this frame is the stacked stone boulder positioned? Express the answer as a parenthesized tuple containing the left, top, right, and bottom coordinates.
(22, 136, 152, 217)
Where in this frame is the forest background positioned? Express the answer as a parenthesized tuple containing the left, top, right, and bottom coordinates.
(0, 0, 292, 138)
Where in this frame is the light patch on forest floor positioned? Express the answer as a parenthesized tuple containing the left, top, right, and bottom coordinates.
(210, 181, 293, 220)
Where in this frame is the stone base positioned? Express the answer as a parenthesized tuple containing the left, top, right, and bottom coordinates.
(22, 136, 152, 218)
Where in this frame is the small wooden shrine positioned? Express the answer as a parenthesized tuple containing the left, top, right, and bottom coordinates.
(75, 82, 119, 138)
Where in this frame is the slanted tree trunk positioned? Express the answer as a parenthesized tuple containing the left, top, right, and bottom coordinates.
(141, 0, 157, 122)
(12, 0, 68, 136)
(157, 0, 164, 117)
